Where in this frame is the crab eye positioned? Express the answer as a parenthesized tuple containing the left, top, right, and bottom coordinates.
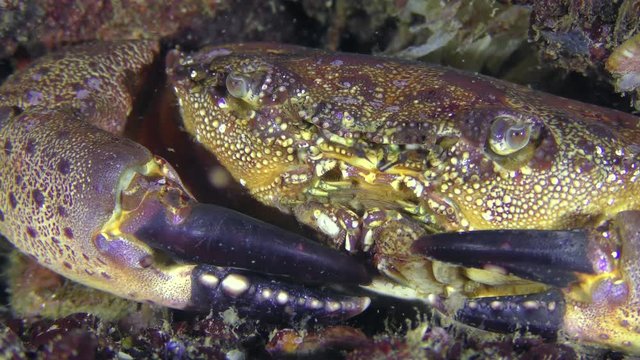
(488, 115, 532, 155)
(226, 72, 251, 99)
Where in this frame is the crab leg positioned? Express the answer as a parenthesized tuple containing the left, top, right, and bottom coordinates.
(189, 265, 370, 320)
(412, 229, 595, 287)
(412, 230, 592, 337)
(134, 202, 371, 285)
(0, 40, 369, 319)
(414, 212, 640, 351)
(455, 290, 565, 338)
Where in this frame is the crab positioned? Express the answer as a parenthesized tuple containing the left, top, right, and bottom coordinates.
(169, 43, 640, 353)
(1, 40, 640, 354)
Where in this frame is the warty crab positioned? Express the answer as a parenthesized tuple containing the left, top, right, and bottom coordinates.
(168, 43, 640, 354)
(1, 40, 639, 355)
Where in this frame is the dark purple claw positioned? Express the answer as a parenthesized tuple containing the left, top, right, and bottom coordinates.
(136, 203, 372, 285)
(412, 230, 595, 287)
(455, 290, 565, 339)
(188, 265, 370, 321)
